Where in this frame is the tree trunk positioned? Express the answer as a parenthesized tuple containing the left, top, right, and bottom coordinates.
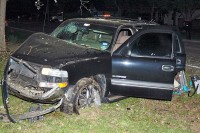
(113, 0, 122, 17)
(0, 0, 7, 52)
(184, 10, 193, 39)
(172, 9, 177, 26)
(150, 3, 155, 20)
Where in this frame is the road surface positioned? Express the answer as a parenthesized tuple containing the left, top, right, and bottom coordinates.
(184, 40, 200, 57)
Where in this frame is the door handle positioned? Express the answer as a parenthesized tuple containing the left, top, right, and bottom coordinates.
(176, 59, 182, 65)
(162, 65, 174, 72)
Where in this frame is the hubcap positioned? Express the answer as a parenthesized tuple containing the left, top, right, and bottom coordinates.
(77, 84, 101, 109)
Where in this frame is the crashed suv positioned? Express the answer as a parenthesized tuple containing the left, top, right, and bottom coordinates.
(2, 17, 186, 122)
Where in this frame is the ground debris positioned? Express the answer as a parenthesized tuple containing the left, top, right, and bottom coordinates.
(0, 113, 10, 122)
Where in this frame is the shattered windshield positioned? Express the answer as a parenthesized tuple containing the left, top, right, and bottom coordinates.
(51, 21, 116, 51)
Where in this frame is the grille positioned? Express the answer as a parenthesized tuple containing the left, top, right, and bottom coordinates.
(9, 58, 41, 87)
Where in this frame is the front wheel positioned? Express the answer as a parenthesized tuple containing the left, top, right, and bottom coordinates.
(73, 78, 102, 114)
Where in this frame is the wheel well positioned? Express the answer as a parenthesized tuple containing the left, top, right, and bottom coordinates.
(93, 74, 108, 97)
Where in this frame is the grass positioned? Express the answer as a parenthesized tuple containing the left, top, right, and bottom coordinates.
(0, 43, 200, 133)
(1, 94, 200, 133)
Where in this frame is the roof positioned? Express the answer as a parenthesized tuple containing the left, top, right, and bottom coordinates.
(65, 17, 157, 28)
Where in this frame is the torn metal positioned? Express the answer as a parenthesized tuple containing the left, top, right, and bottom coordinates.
(1, 33, 110, 122)
(2, 59, 65, 122)
(7, 57, 66, 103)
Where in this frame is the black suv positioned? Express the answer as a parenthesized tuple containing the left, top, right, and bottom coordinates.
(2, 17, 186, 121)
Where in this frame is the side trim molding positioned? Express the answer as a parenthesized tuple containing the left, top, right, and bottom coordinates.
(111, 79, 173, 90)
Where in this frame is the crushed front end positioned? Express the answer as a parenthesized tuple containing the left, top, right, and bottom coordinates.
(1, 56, 69, 122)
(6, 56, 68, 103)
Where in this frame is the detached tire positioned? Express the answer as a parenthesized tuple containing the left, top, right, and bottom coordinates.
(60, 86, 74, 114)
(60, 96, 73, 115)
(73, 78, 102, 114)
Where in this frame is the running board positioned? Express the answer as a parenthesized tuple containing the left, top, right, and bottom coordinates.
(103, 95, 127, 103)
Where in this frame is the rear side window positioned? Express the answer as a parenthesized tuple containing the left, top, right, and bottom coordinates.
(131, 33, 172, 58)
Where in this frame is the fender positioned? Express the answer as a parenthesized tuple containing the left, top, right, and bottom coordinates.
(61, 54, 111, 85)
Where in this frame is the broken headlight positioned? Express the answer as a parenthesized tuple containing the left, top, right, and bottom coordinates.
(39, 68, 68, 89)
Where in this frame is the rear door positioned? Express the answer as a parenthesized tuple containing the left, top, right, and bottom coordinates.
(111, 29, 177, 100)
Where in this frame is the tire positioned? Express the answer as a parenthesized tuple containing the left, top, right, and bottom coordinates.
(60, 87, 74, 114)
(73, 78, 102, 114)
(93, 74, 108, 98)
(60, 96, 73, 115)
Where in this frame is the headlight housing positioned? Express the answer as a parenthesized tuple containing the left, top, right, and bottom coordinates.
(40, 68, 68, 89)
(41, 68, 68, 77)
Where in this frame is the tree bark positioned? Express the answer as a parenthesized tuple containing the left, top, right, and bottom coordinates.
(0, 0, 7, 52)
(183, 9, 193, 39)
(113, 0, 122, 17)
(150, 3, 155, 20)
(172, 9, 177, 26)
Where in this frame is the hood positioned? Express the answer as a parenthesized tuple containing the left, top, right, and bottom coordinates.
(12, 33, 109, 67)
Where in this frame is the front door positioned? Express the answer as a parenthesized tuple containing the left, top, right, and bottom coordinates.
(111, 30, 176, 100)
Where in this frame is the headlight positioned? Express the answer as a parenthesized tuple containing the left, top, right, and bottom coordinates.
(40, 68, 68, 89)
(41, 68, 68, 77)
(39, 82, 68, 88)
(10, 58, 14, 63)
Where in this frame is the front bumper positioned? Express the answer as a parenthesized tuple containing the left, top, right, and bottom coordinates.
(4, 57, 68, 103)
(1, 60, 69, 122)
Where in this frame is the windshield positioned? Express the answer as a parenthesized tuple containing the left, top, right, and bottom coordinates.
(51, 21, 116, 51)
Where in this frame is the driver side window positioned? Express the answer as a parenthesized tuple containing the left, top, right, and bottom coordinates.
(131, 33, 172, 58)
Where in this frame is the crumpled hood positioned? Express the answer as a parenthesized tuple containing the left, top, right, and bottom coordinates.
(12, 33, 109, 67)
